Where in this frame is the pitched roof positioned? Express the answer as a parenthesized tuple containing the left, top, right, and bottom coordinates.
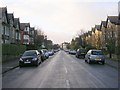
(107, 16, 120, 25)
(8, 13, 14, 24)
(14, 18, 20, 28)
(20, 23, 30, 30)
(95, 25, 101, 30)
(88, 31, 92, 36)
(0, 7, 9, 23)
(91, 27, 95, 33)
(8, 13, 14, 20)
(30, 27, 34, 31)
(101, 21, 107, 28)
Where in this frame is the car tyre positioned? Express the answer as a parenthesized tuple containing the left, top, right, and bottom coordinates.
(19, 64, 23, 68)
(35, 61, 39, 67)
(88, 59, 91, 64)
(102, 61, 105, 65)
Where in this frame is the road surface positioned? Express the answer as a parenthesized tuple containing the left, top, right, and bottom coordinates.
(2, 51, 118, 88)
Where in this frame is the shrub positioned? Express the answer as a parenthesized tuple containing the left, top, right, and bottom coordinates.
(2, 44, 26, 56)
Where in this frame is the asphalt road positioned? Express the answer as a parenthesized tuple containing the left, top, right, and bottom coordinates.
(2, 50, 118, 88)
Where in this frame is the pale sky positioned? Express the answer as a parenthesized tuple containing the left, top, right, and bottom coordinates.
(0, 0, 119, 44)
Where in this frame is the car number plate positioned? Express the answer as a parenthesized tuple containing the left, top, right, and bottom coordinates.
(81, 53, 85, 54)
(95, 58, 101, 60)
(24, 61, 31, 64)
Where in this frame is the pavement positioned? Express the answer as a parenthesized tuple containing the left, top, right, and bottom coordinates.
(2, 58, 19, 74)
(2, 52, 118, 74)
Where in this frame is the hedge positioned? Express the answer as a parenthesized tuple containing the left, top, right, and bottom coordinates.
(2, 44, 26, 56)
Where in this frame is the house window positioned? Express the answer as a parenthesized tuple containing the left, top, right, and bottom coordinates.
(5, 27, 9, 36)
(2, 29, 4, 34)
(112, 31, 114, 38)
(5, 40, 9, 43)
(19, 33, 21, 40)
(1, 39, 3, 44)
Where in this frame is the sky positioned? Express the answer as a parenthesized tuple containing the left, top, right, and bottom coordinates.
(0, 0, 119, 44)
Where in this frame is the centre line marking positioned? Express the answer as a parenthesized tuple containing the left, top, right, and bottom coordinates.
(65, 67, 68, 73)
(66, 80, 70, 88)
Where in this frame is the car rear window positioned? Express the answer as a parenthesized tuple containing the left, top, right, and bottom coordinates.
(91, 51, 103, 55)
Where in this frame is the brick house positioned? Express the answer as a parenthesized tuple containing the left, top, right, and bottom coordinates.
(106, 16, 118, 51)
(20, 23, 30, 45)
(87, 31, 92, 46)
(100, 21, 107, 50)
(91, 27, 96, 48)
(29, 27, 35, 45)
(94, 25, 102, 49)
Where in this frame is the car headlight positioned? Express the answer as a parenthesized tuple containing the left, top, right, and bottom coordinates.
(89, 56, 92, 59)
(20, 58, 23, 61)
(32, 58, 37, 61)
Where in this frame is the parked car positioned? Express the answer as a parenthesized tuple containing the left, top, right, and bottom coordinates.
(69, 50, 76, 55)
(19, 50, 42, 67)
(41, 49, 49, 59)
(64, 49, 69, 52)
(48, 50, 54, 56)
(85, 49, 105, 65)
(54, 49, 59, 53)
(39, 50, 46, 61)
(76, 49, 86, 58)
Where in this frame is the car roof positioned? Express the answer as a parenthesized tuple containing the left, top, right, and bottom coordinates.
(25, 50, 38, 52)
(90, 49, 102, 51)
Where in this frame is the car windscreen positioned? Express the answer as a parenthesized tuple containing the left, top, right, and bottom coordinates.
(91, 51, 103, 55)
(79, 49, 86, 53)
(22, 51, 37, 56)
(42, 49, 47, 53)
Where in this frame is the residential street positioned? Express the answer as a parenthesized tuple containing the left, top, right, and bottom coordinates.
(2, 51, 118, 88)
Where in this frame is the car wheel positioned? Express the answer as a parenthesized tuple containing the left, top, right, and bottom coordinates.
(41, 57, 44, 62)
(35, 61, 39, 67)
(19, 64, 23, 68)
(102, 61, 105, 65)
(88, 59, 91, 64)
(75, 55, 77, 58)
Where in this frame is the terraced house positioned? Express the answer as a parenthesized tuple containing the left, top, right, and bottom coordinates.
(20, 23, 30, 45)
(7, 13, 15, 44)
(0, 7, 35, 45)
(100, 21, 107, 50)
(29, 27, 35, 45)
(106, 16, 119, 54)
(0, 7, 10, 44)
(14, 18, 21, 44)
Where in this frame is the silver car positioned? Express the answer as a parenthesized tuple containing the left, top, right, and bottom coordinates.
(85, 49, 105, 65)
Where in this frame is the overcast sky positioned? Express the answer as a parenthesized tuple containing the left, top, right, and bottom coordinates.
(1, 0, 119, 44)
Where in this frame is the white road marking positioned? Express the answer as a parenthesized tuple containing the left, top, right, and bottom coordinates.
(65, 67, 68, 73)
(66, 80, 70, 88)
